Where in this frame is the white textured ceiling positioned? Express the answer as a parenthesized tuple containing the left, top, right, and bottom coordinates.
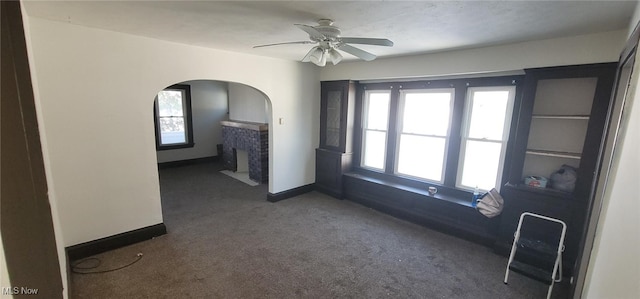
(23, 1, 637, 62)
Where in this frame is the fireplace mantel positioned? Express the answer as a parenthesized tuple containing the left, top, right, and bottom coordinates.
(220, 120, 267, 131)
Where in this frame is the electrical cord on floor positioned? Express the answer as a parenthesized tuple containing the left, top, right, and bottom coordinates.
(71, 253, 143, 274)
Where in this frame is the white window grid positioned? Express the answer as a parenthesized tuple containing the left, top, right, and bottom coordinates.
(394, 88, 455, 183)
(456, 86, 516, 191)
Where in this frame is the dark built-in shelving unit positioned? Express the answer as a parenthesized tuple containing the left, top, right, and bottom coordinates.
(315, 80, 356, 198)
(497, 63, 617, 277)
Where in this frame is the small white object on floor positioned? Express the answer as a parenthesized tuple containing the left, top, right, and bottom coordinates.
(220, 170, 259, 186)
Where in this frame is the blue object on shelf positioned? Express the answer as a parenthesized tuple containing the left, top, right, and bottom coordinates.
(471, 186, 480, 207)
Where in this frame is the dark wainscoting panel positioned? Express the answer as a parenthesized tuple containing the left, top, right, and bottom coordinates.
(343, 174, 499, 245)
(66, 223, 167, 261)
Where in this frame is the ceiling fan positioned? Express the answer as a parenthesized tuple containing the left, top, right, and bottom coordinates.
(254, 19, 394, 66)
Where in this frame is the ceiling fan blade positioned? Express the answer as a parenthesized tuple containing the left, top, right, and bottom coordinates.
(338, 44, 377, 61)
(340, 37, 394, 47)
(253, 41, 315, 48)
(294, 24, 325, 40)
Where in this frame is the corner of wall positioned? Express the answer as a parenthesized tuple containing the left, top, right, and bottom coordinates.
(228, 83, 269, 124)
(583, 15, 640, 298)
(20, 4, 68, 298)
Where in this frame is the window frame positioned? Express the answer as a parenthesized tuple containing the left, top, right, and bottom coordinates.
(360, 90, 392, 172)
(456, 86, 517, 191)
(354, 76, 523, 197)
(154, 84, 195, 151)
(394, 88, 455, 183)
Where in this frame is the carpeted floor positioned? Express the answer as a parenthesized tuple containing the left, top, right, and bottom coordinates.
(70, 161, 568, 298)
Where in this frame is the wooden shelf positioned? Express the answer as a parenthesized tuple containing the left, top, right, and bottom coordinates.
(531, 114, 590, 120)
(504, 183, 575, 200)
(501, 63, 617, 278)
(526, 149, 581, 159)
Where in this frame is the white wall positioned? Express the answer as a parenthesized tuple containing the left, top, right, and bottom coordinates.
(583, 59, 640, 298)
(228, 83, 268, 123)
(582, 7, 640, 298)
(321, 30, 626, 81)
(24, 16, 320, 248)
(156, 80, 229, 163)
(20, 3, 68, 297)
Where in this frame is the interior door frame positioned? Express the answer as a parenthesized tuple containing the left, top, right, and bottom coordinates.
(1, 1, 64, 297)
(572, 22, 640, 299)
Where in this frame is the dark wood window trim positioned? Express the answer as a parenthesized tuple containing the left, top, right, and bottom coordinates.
(154, 84, 195, 151)
(353, 75, 524, 200)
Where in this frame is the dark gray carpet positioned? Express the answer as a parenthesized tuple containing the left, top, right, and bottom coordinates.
(70, 162, 568, 298)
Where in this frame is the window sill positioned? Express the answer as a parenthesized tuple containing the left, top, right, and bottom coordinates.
(343, 172, 475, 208)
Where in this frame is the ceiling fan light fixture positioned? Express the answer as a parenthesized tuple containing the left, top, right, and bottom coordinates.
(263, 20, 393, 66)
(328, 48, 343, 65)
(319, 50, 328, 66)
(301, 46, 318, 62)
(309, 47, 327, 66)
(311, 47, 329, 66)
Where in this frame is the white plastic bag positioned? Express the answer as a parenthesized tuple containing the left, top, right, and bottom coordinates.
(550, 164, 577, 192)
(476, 188, 504, 218)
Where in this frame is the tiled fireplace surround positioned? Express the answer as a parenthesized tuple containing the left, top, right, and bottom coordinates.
(221, 120, 268, 183)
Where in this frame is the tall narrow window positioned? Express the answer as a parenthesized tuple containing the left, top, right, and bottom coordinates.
(457, 86, 515, 190)
(361, 91, 391, 170)
(154, 84, 194, 150)
(395, 89, 454, 182)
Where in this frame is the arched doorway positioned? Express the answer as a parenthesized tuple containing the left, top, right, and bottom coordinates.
(152, 79, 272, 221)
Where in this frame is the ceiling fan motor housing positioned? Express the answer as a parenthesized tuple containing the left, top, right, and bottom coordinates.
(314, 19, 341, 41)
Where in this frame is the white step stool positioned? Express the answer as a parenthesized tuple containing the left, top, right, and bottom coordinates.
(504, 212, 567, 299)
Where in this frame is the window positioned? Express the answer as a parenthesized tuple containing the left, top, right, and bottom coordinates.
(154, 84, 194, 150)
(457, 87, 516, 191)
(396, 89, 453, 182)
(361, 91, 391, 170)
(357, 77, 520, 194)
